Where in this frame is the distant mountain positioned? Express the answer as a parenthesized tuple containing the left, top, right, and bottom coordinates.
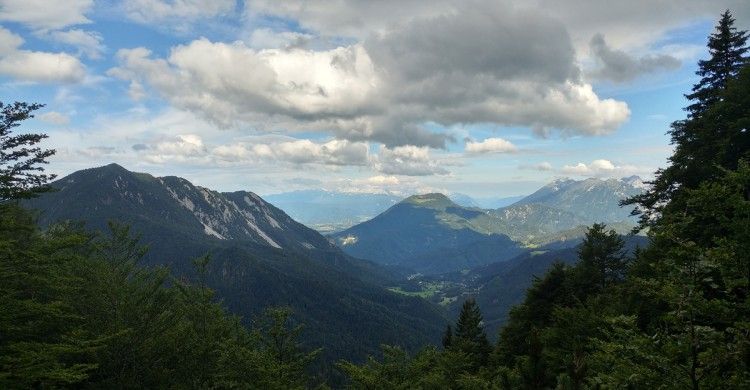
(513, 177, 644, 224)
(330, 193, 524, 275)
(24, 164, 445, 364)
(451, 193, 527, 209)
(331, 177, 646, 273)
(264, 190, 401, 233)
(448, 193, 479, 208)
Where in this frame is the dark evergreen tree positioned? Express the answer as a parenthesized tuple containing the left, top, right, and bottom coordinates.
(0, 201, 320, 388)
(496, 262, 573, 364)
(441, 324, 453, 349)
(575, 223, 627, 292)
(0, 101, 56, 201)
(624, 11, 749, 228)
(453, 299, 491, 367)
(686, 10, 749, 117)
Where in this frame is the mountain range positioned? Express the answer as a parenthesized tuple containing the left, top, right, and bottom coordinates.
(449, 193, 527, 209)
(262, 190, 527, 234)
(331, 176, 644, 275)
(22, 163, 649, 367)
(24, 164, 445, 365)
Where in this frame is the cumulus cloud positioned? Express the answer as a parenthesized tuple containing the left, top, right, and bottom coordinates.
(134, 134, 208, 163)
(48, 29, 104, 59)
(559, 159, 642, 178)
(123, 0, 236, 26)
(110, 3, 630, 148)
(589, 34, 681, 82)
(39, 111, 70, 125)
(465, 138, 518, 154)
(244, 0, 456, 39)
(0, 0, 93, 31)
(213, 138, 370, 167)
(363, 4, 629, 137)
(0, 27, 86, 83)
(247, 28, 313, 49)
(246, 1, 750, 56)
(528, 0, 750, 53)
(127, 130, 372, 168)
(375, 145, 449, 176)
(108, 41, 379, 127)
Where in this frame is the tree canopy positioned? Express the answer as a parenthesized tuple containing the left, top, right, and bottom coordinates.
(0, 102, 56, 201)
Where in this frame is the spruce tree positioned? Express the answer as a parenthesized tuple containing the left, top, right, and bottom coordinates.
(575, 223, 627, 292)
(453, 299, 491, 367)
(442, 324, 453, 349)
(686, 10, 748, 117)
(623, 11, 749, 228)
(0, 101, 56, 201)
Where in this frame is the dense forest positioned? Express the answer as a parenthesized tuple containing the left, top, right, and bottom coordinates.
(1, 10, 748, 389)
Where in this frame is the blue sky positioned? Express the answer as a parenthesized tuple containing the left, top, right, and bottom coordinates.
(2, 0, 748, 197)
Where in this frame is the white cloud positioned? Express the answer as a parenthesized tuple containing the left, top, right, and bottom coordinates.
(108, 41, 378, 126)
(127, 80, 147, 101)
(465, 137, 518, 154)
(375, 145, 449, 176)
(0, 0, 93, 31)
(247, 28, 313, 49)
(244, 0, 456, 39)
(213, 138, 370, 167)
(136, 134, 209, 164)
(48, 29, 104, 59)
(559, 159, 643, 178)
(245, 0, 750, 88)
(110, 4, 631, 148)
(39, 111, 70, 125)
(123, 0, 236, 28)
(0, 27, 86, 83)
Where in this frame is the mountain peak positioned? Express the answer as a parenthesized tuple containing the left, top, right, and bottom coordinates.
(402, 193, 455, 208)
(621, 175, 648, 189)
(32, 164, 336, 253)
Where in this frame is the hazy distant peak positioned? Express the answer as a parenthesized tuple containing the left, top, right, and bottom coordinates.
(621, 175, 648, 189)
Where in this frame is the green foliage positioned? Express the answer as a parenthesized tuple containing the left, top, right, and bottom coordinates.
(686, 10, 749, 117)
(24, 162, 447, 368)
(574, 223, 628, 292)
(0, 203, 319, 388)
(0, 101, 56, 201)
(452, 299, 491, 368)
(625, 11, 749, 228)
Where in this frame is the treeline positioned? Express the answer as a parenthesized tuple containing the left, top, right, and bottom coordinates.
(338, 11, 750, 389)
(0, 208, 319, 388)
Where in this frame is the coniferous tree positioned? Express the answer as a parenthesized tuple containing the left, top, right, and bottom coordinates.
(453, 299, 491, 367)
(686, 10, 749, 117)
(575, 223, 627, 292)
(0, 101, 56, 201)
(442, 324, 453, 349)
(624, 11, 749, 227)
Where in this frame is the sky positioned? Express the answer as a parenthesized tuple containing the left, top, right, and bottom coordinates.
(1, 0, 749, 198)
